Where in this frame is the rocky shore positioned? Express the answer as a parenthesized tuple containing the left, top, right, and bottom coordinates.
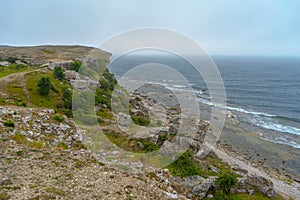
(1, 45, 298, 200)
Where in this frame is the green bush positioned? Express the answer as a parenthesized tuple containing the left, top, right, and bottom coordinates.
(70, 61, 82, 72)
(131, 115, 150, 126)
(63, 87, 72, 109)
(135, 97, 142, 101)
(52, 114, 64, 122)
(167, 150, 203, 177)
(37, 77, 53, 97)
(4, 120, 15, 128)
(215, 173, 238, 194)
(53, 66, 65, 80)
(7, 57, 16, 63)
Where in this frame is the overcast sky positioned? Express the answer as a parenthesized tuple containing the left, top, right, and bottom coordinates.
(1, 0, 300, 55)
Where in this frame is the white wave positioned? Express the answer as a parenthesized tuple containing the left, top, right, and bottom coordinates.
(197, 97, 300, 136)
(262, 137, 300, 149)
(172, 84, 188, 88)
(250, 117, 300, 136)
(197, 98, 276, 117)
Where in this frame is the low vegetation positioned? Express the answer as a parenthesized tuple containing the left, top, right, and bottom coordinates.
(216, 173, 238, 194)
(0, 63, 28, 78)
(4, 120, 15, 128)
(53, 66, 65, 80)
(167, 150, 204, 177)
(131, 115, 150, 126)
(105, 132, 159, 153)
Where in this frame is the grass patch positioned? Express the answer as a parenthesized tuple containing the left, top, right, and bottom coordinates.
(45, 187, 64, 195)
(11, 133, 27, 144)
(16, 149, 25, 156)
(96, 108, 114, 120)
(42, 49, 54, 54)
(167, 150, 204, 177)
(31, 140, 43, 149)
(105, 132, 159, 153)
(56, 142, 68, 150)
(204, 192, 284, 200)
(4, 120, 15, 128)
(0, 96, 5, 105)
(52, 114, 64, 123)
(6, 84, 27, 106)
(0, 192, 8, 200)
(25, 70, 71, 110)
(131, 115, 150, 126)
(74, 159, 85, 168)
(0, 63, 28, 78)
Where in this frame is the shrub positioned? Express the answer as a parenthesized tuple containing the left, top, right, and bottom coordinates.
(4, 120, 15, 128)
(11, 133, 27, 144)
(37, 77, 53, 97)
(63, 87, 72, 109)
(53, 66, 65, 80)
(52, 114, 64, 122)
(215, 173, 238, 194)
(167, 150, 203, 177)
(7, 57, 16, 63)
(56, 142, 68, 150)
(31, 140, 43, 149)
(16, 149, 25, 156)
(131, 115, 150, 126)
(135, 96, 142, 101)
(70, 61, 82, 72)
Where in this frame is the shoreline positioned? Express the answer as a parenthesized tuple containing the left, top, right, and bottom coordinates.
(213, 117, 300, 199)
(208, 142, 300, 200)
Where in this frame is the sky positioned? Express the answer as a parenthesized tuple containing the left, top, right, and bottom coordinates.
(1, 0, 300, 56)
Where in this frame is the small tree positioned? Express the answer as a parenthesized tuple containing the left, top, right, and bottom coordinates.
(53, 66, 65, 80)
(63, 87, 72, 109)
(70, 61, 81, 72)
(37, 77, 52, 97)
(216, 173, 238, 194)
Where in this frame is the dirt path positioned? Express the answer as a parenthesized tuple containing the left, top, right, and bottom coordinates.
(0, 67, 46, 105)
(0, 67, 44, 83)
(206, 143, 300, 200)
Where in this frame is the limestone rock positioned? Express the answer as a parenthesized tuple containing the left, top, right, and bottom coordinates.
(191, 177, 216, 199)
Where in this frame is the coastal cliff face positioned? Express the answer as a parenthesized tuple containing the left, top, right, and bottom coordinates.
(0, 46, 292, 200)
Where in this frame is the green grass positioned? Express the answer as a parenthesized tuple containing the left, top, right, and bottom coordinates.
(131, 115, 150, 126)
(4, 120, 15, 128)
(25, 70, 71, 110)
(52, 114, 64, 122)
(0, 192, 8, 199)
(16, 149, 25, 156)
(167, 150, 204, 177)
(204, 192, 285, 200)
(11, 133, 27, 144)
(105, 132, 159, 153)
(42, 49, 54, 54)
(6, 84, 27, 106)
(0, 63, 29, 78)
(96, 108, 114, 120)
(0, 96, 5, 105)
(56, 142, 69, 150)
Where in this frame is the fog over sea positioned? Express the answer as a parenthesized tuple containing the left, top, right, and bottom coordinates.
(109, 53, 300, 149)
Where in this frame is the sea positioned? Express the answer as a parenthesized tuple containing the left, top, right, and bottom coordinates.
(108, 52, 300, 149)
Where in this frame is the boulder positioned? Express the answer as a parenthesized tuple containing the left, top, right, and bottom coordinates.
(65, 70, 80, 80)
(191, 177, 216, 199)
(233, 175, 276, 199)
(170, 175, 205, 195)
(48, 60, 72, 70)
(117, 113, 131, 127)
(0, 61, 10, 66)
